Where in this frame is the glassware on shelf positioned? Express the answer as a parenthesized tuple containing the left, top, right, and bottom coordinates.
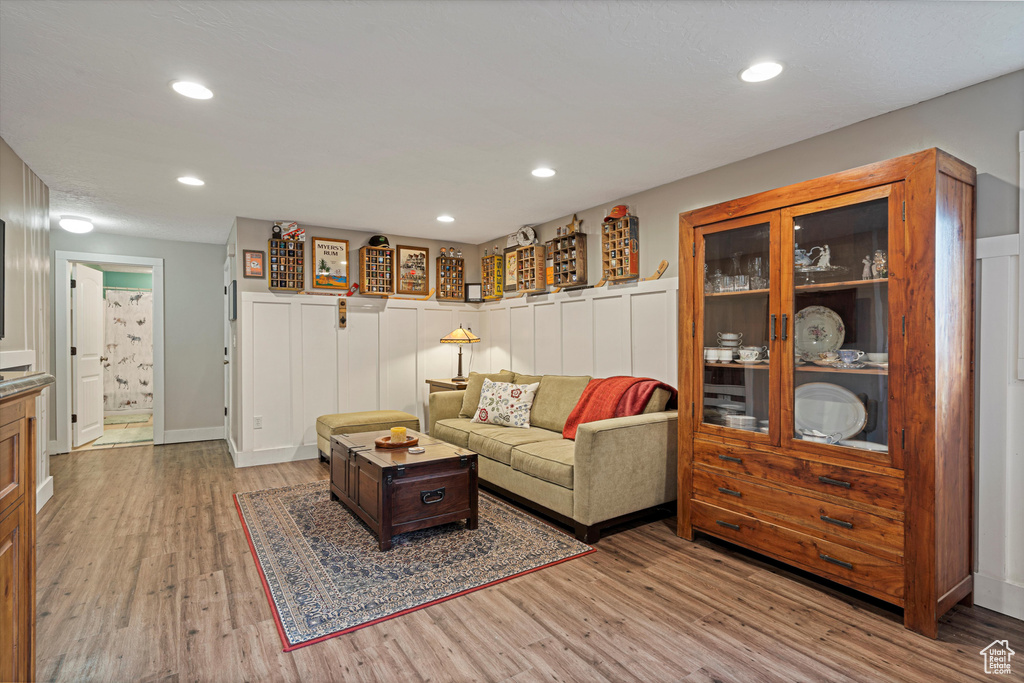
(711, 269, 724, 293)
(872, 250, 888, 278)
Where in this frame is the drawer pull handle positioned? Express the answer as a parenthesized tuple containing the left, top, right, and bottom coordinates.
(718, 454, 743, 464)
(818, 475, 851, 489)
(820, 515, 853, 529)
(819, 553, 853, 570)
(717, 487, 742, 497)
(715, 520, 740, 531)
(420, 487, 446, 504)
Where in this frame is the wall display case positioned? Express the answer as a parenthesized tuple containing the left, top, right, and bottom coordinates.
(358, 245, 394, 296)
(268, 238, 305, 292)
(601, 215, 639, 281)
(677, 149, 976, 638)
(515, 244, 546, 293)
(551, 233, 587, 287)
(436, 255, 465, 301)
(481, 253, 504, 300)
(395, 245, 429, 296)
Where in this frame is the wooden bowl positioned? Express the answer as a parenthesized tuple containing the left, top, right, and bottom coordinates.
(374, 435, 419, 449)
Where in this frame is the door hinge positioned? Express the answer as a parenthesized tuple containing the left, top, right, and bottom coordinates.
(692, 321, 695, 337)
(70, 346, 77, 356)
(692, 243, 696, 257)
(902, 201, 906, 221)
(901, 428, 906, 449)
(224, 286, 228, 295)
(902, 315, 906, 336)
(70, 278, 77, 289)
(224, 346, 228, 356)
(224, 407, 228, 416)
(71, 414, 78, 424)
(691, 402, 695, 418)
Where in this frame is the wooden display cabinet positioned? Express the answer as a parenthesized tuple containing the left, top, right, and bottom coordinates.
(677, 149, 976, 638)
(359, 245, 394, 296)
(481, 253, 504, 300)
(436, 256, 465, 301)
(515, 244, 546, 293)
(551, 233, 587, 287)
(268, 238, 305, 292)
(601, 215, 639, 281)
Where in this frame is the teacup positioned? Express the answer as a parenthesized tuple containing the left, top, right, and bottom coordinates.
(704, 348, 717, 363)
(838, 349, 865, 363)
(719, 339, 742, 347)
(866, 352, 888, 363)
(715, 348, 734, 363)
(819, 351, 839, 362)
(738, 346, 766, 362)
(718, 332, 742, 341)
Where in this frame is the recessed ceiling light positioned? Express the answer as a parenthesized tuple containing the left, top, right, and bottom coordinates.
(177, 176, 205, 186)
(437, 215, 455, 223)
(171, 81, 213, 99)
(59, 216, 94, 233)
(532, 167, 556, 178)
(740, 62, 783, 83)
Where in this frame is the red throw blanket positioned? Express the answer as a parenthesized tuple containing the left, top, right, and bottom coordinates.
(562, 376, 678, 440)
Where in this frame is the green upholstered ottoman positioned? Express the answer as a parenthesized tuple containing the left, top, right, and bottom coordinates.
(316, 410, 421, 461)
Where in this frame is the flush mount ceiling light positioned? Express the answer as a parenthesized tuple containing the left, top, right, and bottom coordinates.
(171, 81, 213, 99)
(740, 62, 783, 83)
(58, 216, 94, 233)
(177, 176, 205, 186)
(437, 215, 455, 223)
(531, 167, 556, 178)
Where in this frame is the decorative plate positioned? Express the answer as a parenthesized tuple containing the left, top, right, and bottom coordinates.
(793, 306, 845, 360)
(794, 382, 867, 440)
(837, 439, 889, 453)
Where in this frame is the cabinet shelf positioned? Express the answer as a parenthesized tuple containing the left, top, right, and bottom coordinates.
(795, 277, 888, 292)
(705, 288, 769, 298)
(705, 362, 889, 376)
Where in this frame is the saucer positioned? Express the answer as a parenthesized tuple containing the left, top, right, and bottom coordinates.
(865, 362, 889, 369)
(738, 359, 761, 364)
(833, 361, 866, 369)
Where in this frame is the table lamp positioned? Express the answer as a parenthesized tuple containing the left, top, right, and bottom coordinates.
(440, 325, 480, 382)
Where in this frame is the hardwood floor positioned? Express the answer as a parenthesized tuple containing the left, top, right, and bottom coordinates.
(37, 440, 1022, 682)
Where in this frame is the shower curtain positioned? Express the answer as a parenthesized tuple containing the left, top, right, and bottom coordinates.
(103, 289, 154, 412)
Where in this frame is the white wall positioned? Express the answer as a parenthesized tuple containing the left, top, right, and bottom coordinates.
(230, 278, 676, 466)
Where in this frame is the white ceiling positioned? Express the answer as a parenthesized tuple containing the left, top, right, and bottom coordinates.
(1, 1, 1022, 245)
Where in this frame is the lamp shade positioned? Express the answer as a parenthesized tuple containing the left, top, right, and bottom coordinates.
(440, 326, 480, 344)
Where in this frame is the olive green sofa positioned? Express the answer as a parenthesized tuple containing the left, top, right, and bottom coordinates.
(428, 371, 677, 542)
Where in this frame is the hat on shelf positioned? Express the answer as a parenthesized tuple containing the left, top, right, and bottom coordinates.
(369, 235, 390, 247)
(603, 204, 628, 222)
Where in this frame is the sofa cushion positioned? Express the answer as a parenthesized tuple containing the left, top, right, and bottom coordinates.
(432, 418, 487, 449)
(459, 371, 515, 418)
(643, 387, 672, 414)
(316, 410, 420, 438)
(468, 426, 563, 466)
(510, 440, 576, 490)
(513, 372, 543, 385)
(530, 375, 592, 433)
(471, 379, 540, 428)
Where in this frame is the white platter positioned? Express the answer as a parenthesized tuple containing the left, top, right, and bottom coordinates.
(793, 382, 866, 440)
(837, 439, 889, 453)
(793, 306, 845, 360)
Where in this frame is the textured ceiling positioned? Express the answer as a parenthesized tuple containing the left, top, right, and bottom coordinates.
(1, 1, 1022, 245)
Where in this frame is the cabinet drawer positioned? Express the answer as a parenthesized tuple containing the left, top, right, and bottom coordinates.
(0, 402, 25, 428)
(693, 439, 903, 512)
(691, 500, 904, 603)
(392, 471, 470, 524)
(693, 469, 904, 561)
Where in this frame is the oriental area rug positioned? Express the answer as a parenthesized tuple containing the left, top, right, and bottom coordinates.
(235, 480, 594, 650)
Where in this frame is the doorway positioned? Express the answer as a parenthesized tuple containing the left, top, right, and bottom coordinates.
(54, 251, 165, 453)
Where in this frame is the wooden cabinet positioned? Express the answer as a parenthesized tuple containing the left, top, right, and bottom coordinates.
(550, 233, 586, 287)
(359, 246, 394, 296)
(515, 244, 545, 293)
(481, 253, 504, 300)
(0, 380, 50, 682)
(601, 215, 638, 281)
(436, 256, 465, 301)
(267, 238, 305, 292)
(677, 149, 976, 637)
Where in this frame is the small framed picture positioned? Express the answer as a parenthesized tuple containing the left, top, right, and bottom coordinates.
(504, 246, 518, 293)
(465, 282, 483, 303)
(243, 250, 265, 278)
(395, 245, 429, 296)
(312, 237, 350, 290)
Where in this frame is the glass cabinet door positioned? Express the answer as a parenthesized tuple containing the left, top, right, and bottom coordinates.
(697, 216, 775, 440)
(781, 185, 901, 464)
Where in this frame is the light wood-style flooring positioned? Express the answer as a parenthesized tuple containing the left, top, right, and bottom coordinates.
(37, 440, 1023, 682)
(71, 414, 154, 451)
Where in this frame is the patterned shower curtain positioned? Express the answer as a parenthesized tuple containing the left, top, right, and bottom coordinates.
(103, 289, 154, 412)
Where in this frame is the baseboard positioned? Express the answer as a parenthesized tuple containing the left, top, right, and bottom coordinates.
(974, 572, 1024, 621)
(48, 439, 65, 456)
(37, 475, 53, 512)
(163, 427, 225, 444)
(230, 444, 318, 468)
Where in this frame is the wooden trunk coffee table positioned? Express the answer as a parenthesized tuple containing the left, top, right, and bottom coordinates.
(329, 430, 479, 550)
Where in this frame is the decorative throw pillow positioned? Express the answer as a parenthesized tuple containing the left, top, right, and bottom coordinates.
(470, 379, 540, 429)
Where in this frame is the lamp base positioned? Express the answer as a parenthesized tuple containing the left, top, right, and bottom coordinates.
(451, 376, 468, 383)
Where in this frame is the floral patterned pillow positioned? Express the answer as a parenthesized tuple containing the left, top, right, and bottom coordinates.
(470, 379, 541, 428)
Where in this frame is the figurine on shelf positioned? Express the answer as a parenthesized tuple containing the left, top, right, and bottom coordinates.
(456, 248, 462, 258)
(862, 255, 872, 280)
(817, 245, 831, 269)
(872, 250, 888, 278)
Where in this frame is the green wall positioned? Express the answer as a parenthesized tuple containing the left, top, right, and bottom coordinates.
(103, 270, 152, 296)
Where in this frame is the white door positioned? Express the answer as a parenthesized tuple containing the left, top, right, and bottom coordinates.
(72, 264, 105, 446)
(224, 258, 231, 441)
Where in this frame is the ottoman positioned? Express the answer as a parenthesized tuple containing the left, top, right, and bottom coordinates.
(316, 410, 420, 461)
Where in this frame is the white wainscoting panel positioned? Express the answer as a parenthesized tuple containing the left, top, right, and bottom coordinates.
(251, 300, 293, 452)
(509, 305, 536, 374)
(300, 302, 339, 445)
(380, 306, 419, 417)
(485, 306, 510, 372)
(561, 298, 594, 376)
(630, 289, 676, 384)
(593, 293, 631, 377)
(533, 303, 562, 375)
